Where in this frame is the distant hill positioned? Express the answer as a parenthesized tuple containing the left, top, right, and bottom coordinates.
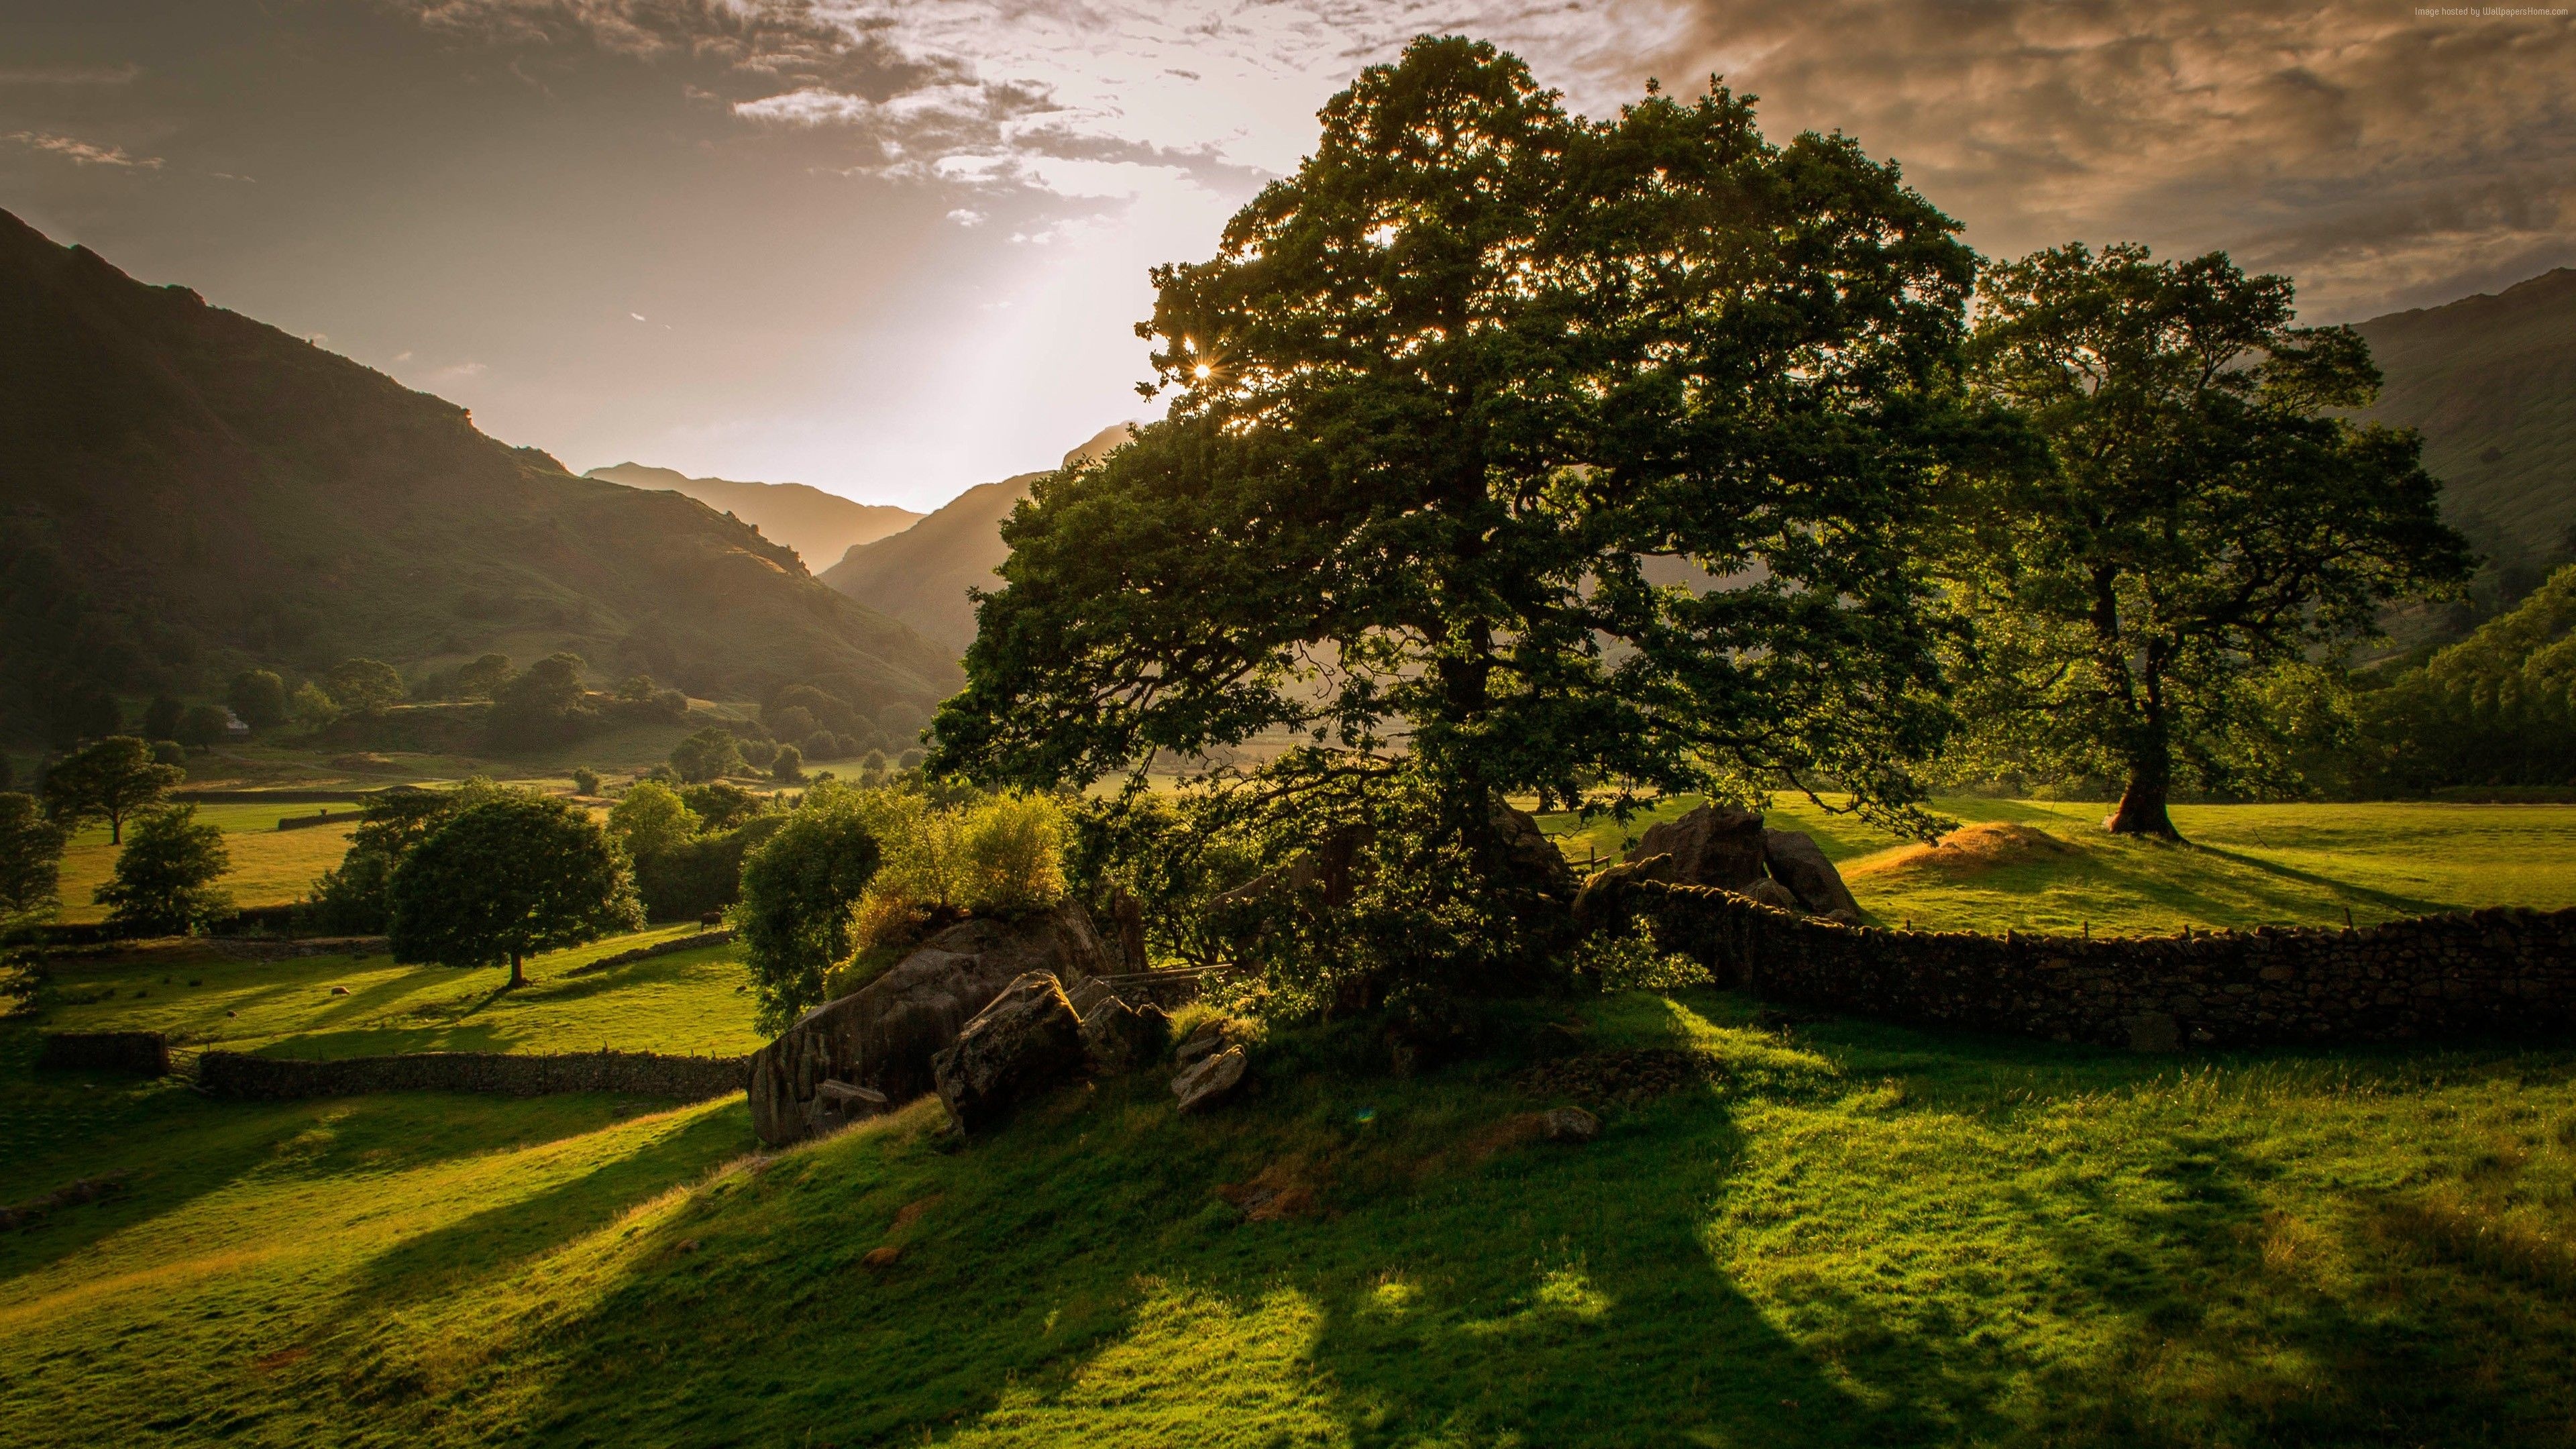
(583, 464, 921, 572)
(2355, 268, 2576, 568)
(0, 209, 961, 742)
(822, 424, 1132, 655)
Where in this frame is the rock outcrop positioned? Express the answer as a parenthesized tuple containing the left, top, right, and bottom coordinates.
(1173, 1044, 1248, 1114)
(932, 973, 1088, 1135)
(1079, 994, 1170, 1074)
(1762, 828, 1863, 923)
(746, 902, 1111, 1146)
(1629, 804, 1768, 891)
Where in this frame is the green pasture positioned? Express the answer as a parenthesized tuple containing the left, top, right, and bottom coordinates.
(55, 802, 361, 926)
(1544, 796, 2576, 937)
(9, 983, 2576, 1446)
(32, 926, 761, 1060)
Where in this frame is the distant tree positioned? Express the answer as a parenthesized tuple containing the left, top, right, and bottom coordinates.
(0, 793, 69, 931)
(142, 695, 184, 743)
(306, 782, 505, 934)
(325, 658, 407, 716)
(486, 652, 595, 751)
(737, 788, 883, 1030)
(1945, 244, 2475, 836)
(47, 687, 123, 749)
(95, 804, 232, 935)
(679, 781, 765, 833)
(149, 740, 187, 767)
(229, 670, 288, 729)
(771, 743, 804, 784)
(669, 727, 745, 784)
(44, 737, 184, 844)
(455, 653, 515, 698)
(737, 736, 779, 770)
(570, 767, 602, 796)
(615, 674, 658, 704)
(177, 704, 232, 751)
(291, 681, 341, 729)
(388, 796, 641, 988)
(606, 780, 700, 863)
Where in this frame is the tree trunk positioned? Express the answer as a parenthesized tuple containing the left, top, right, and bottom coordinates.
(2104, 751, 2180, 839)
(508, 951, 525, 989)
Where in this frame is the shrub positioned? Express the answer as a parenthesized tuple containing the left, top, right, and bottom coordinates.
(737, 786, 883, 1030)
(771, 744, 804, 784)
(960, 794, 1065, 914)
(570, 767, 601, 796)
(635, 816, 782, 922)
(1566, 922, 1712, 993)
(291, 681, 339, 728)
(607, 780, 700, 861)
(149, 741, 186, 767)
(96, 804, 232, 936)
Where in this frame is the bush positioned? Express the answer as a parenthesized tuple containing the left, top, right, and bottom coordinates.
(96, 804, 232, 935)
(149, 740, 186, 767)
(635, 816, 782, 922)
(670, 727, 744, 784)
(606, 780, 700, 862)
(737, 785, 883, 1031)
(570, 767, 601, 796)
(771, 744, 803, 784)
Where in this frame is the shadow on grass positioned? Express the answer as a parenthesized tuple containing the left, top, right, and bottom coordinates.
(2188, 843, 2449, 920)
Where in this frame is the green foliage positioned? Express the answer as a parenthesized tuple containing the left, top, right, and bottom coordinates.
(2353, 564, 2576, 791)
(1943, 243, 2474, 834)
(42, 735, 184, 845)
(227, 669, 287, 729)
(176, 703, 230, 750)
(669, 727, 744, 784)
(770, 743, 803, 784)
(457, 652, 515, 698)
(306, 781, 513, 934)
(142, 695, 183, 742)
(678, 781, 764, 833)
(486, 652, 596, 753)
(387, 795, 642, 985)
(325, 657, 407, 716)
(606, 780, 701, 863)
(634, 817, 782, 924)
(148, 739, 186, 767)
(735, 784, 883, 1030)
(0, 790, 68, 929)
(94, 803, 232, 935)
(570, 767, 602, 796)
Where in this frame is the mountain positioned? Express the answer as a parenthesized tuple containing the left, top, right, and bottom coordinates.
(2355, 268, 2576, 568)
(821, 423, 1132, 655)
(582, 463, 921, 572)
(0, 209, 961, 741)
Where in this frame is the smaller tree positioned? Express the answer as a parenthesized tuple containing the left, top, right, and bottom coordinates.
(679, 782, 765, 833)
(456, 653, 515, 698)
(229, 669, 288, 729)
(736, 788, 883, 1030)
(292, 681, 341, 728)
(388, 796, 642, 987)
(0, 792, 70, 932)
(669, 727, 745, 784)
(44, 737, 184, 844)
(305, 782, 504, 933)
(771, 743, 804, 784)
(570, 767, 602, 796)
(177, 704, 232, 751)
(606, 780, 700, 863)
(325, 658, 407, 716)
(142, 696, 184, 742)
(487, 653, 596, 751)
(95, 804, 232, 935)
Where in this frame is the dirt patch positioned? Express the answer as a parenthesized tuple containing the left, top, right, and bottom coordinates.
(1517, 1049, 1717, 1108)
(1845, 822, 2078, 881)
(1217, 1160, 1327, 1221)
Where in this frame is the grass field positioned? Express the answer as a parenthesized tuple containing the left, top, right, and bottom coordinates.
(8, 981, 2576, 1446)
(1544, 796, 2576, 937)
(34, 926, 761, 1059)
(55, 802, 359, 926)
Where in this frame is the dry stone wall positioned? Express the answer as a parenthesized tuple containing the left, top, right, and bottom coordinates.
(1584, 877, 2576, 1050)
(38, 1031, 170, 1075)
(197, 1049, 747, 1101)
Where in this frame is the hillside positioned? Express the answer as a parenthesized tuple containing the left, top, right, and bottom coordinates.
(822, 423, 1132, 654)
(583, 463, 920, 572)
(0, 209, 961, 739)
(2355, 267, 2576, 568)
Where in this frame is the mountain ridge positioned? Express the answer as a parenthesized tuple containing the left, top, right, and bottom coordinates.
(583, 463, 922, 572)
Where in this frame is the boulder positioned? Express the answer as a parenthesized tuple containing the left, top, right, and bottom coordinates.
(745, 901, 1112, 1146)
(1173, 1044, 1248, 1114)
(1540, 1106, 1601, 1143)
(1742, 877, 1803, 912)
(1628, 804, 1768, 890)
(806, 1077, 890, 1136)
(1570, 851, 1679, 930)
(932, 973, 1088, 1135)
(1173, 1018, 1230, 1068)
(1488, 799, 1575, 900)
(1079, 994, 1170, 1075)
(1762, 829, 1864, 923)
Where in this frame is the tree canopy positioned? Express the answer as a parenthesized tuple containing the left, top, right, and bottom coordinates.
(933, 39, 1980, 841)
(1943, 244, 2473, 835)
(325, 657, 406, 716)
(95, 804, 231, 935)
(0, 792, 68, 931)
(737, 786, 883, 1031)
(229, 669, 288, 729)
(44, 736, 184, 844)
(386, 794, 641, 987)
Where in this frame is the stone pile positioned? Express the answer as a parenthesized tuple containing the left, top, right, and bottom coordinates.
(1574, 803, 1863, 926)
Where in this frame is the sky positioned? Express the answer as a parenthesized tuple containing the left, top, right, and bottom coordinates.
(4, 0, 2571, 511)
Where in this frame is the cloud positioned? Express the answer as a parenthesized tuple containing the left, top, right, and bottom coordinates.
(6, 131, 162, 168)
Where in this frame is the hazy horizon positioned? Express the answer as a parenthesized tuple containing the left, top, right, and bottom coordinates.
(7, 0, 2570, 513)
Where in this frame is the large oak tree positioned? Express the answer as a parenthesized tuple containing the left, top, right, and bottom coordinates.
(936, 39, 1981, 882)
(1945, 244, 2473, 837)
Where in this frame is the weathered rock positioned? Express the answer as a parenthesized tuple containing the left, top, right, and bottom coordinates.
(1629, 804, 1768, 891)
(1488, 799, 1575, 899)
(1079, 994, 1170, 1075)
(805, 1078, 889, 1136)
(745, 902, 1112, 1146)
(1173, 1018, 1229, 1068)
(1743, 878, 1803, 912)
(1173, 1044, 1248, 1114)
(1762, 829, 1864, 923)
(1571, 852, 1680, 930)
(861, 1245, 900, 1269)
(932, 972, 1088, 1135)
(1540, 1106, 1601, 1143)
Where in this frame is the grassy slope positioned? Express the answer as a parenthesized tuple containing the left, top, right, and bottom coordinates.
(8, 987, 2576, 1446)
(1543, 797, 2576, 936)
(36, 926, 760, 1059)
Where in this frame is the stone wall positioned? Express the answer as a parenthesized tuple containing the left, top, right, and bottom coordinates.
(1585, 878, 2576, 1050)
(38, 1031, 170, 1075)
(197, 1049, 747, 1101)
